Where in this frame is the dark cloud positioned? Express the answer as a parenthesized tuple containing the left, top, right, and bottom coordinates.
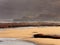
(0, 0, 60, 21)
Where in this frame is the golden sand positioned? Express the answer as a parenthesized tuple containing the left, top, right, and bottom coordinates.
(0, 27, 60, 45)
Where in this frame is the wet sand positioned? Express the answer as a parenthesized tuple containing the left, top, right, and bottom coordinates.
(0, 27, 60, 45)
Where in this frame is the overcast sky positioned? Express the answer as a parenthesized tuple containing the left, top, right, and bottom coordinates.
(0, 0, 60, 21)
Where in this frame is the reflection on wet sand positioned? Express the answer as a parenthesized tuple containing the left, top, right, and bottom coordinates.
(0, 38, 36, 45)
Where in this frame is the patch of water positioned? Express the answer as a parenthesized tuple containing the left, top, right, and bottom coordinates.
(0, 38, 36, 45)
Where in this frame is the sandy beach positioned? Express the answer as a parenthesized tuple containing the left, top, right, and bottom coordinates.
(0, 27, 60, 45)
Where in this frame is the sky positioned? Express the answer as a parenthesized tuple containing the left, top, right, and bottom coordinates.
(0, 0, 60, 21)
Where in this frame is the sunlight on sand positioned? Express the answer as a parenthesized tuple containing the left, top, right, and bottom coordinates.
(0, 27, 60, 45)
